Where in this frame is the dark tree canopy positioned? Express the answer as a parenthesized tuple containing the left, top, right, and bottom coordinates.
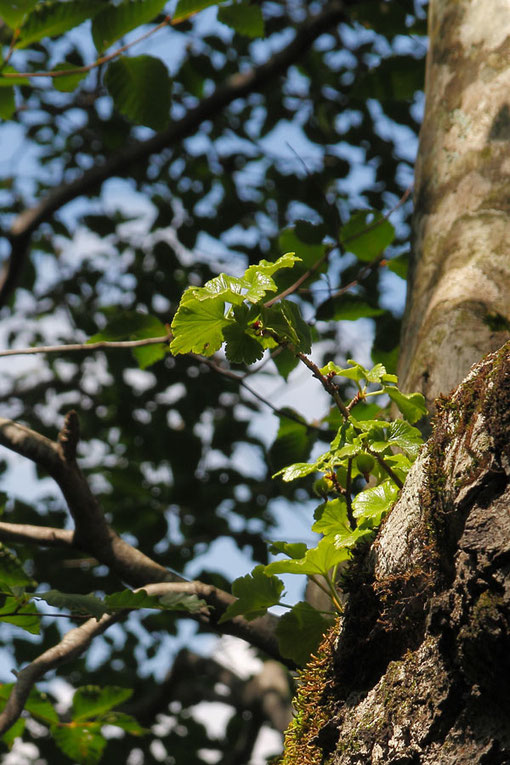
(0, 2, 428, 762)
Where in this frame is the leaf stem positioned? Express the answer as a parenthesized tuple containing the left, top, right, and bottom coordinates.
(296, 352, 350, 420)
(366, 446, 403, 489)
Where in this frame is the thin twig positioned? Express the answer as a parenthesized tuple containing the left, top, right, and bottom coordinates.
(296, 352, 350, 419)
(1, 16, 173, 80)
(0, 335, 171, 358)
(263, 247, 332, 309)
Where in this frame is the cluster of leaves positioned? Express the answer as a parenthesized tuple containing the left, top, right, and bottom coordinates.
(0, 0, 427, 762)
(167, 256, 426, 664)
(0, 683, 146, 763)
(0, 0, 264, 125)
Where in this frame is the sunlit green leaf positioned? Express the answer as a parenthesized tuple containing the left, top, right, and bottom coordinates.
(72, 685, 133, 722)
(385, 387, 427, 423)
(264, 536, 350, 577)
(0, 596, 39, 634)
(219, 566, 284, 622)
(170, 296, 231, 355)
(267, 541, 308, 559)
(51, 721, 106, 765)
(312, 498, 350, 536)
(352, 479, 399, 525)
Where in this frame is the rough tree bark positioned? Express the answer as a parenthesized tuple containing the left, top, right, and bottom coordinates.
(281, 2, 510, 762)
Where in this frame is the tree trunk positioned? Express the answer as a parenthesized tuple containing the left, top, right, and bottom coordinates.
(284, 343, 510, 764)
(399, 0, 510, 412)
(281, 1, 510, 761)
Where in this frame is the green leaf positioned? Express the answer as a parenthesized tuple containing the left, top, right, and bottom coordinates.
(170, 295, 232, 355)
(103, 588, 162, 611)
(92, 0, 168, 51)
(357, 55, 424, 101)
(278, 228, 327, 271)
(223, 321, 264, 365)
(51, 722, 106, 765)
(100, 711, 147, 735)
(174, 0, 220, 23)
(52, 62, 88, 92)
(88, 312, 166, 342)
(0, 596, 39, 634)
(0, 87, 15, 120)
(276, 602, 333, 666)
(88, 311, 168, 368)
(273, 460, 317, 482)
(385, 387, 427, 424)
(264, 536, 350, 578)
(0, 0, 38, 28)
(38, 590, 107, 619)
(2, 717, 25, 749)
(319, 359, 366, 382)
(157, 591, 208, 613)
(219, 566, 284, 623)
(312, 498, 350, 536)
(340, 210, 395, 262)
(0, 544, 36, 589)
(316, 294, 385, 322)
(268, 409, 315, 473)
(261, 300, 311, 353)
(267, 541, 308, 559)
(387, 253, 408, 279)
(352, 479, 400, 525)
(25, 689, 60, 725)
(242, 252, 300, 302)
(72, 685, 133, 722)
(385, 419, 423, 458)
(272, 346, 299, 380)
(18, 1, 104, 48)
(0, 67, 30, 87)
(218, 2, 264, 37)
(105, 55, 171, 130)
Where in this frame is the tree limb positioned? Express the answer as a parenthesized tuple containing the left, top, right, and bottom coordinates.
(0, 416, 288, 665)
(0, 0, 347, 307)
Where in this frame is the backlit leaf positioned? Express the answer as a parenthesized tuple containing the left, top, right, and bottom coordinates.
(219, 566, 284, 622)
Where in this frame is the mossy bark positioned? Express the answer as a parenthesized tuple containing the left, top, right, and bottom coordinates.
(283, 343, 510, 764)
(398, 0, 510, 412)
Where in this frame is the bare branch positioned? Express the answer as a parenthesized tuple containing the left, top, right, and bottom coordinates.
(0, 522, 74, 548)
(0, 415, 287, 663)
(0, 578, 288, 736)
(0, 1, 347, 307)
(0, 335, 171, 358)
(0, 610, 123, 736)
